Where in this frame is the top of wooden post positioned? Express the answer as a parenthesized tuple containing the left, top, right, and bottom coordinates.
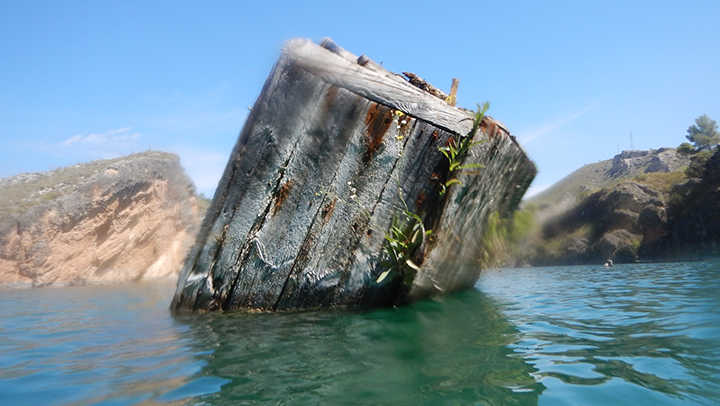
(283, 38, 475, 136)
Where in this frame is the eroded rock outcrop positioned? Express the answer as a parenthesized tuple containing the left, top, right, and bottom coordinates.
(540, 181, 666, 264)
(608, 148, 690, 178)
(529, 147, 720, 264)
(531, 148, 691, 212)
(0, 151, 203, 287)
(642, 149, 720, 258)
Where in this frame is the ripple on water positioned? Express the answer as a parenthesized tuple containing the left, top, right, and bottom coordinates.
(478, 261, 720, 406)
(0, 279, 213, 406)
(1, 262, 719, 405)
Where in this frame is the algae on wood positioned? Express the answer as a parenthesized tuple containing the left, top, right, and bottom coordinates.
(171, 38, 536, 311)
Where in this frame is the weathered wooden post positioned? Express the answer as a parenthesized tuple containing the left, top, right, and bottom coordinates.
(171, 38, 536, 311)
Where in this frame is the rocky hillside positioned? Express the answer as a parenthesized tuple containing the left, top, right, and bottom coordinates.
(0, 151, 204, 287)
(520, 147, 720, 265)
(530, 148, 691, 208)
(643, 150, 720, 259)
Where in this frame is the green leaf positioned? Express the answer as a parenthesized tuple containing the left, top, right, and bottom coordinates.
(445, 178, 463, 187)
(404, 211, 422, 222)
(406, 259, 422, 271)
(376, 270, 391, 283)
(411, 228, 421, 244)
(458, 163, 484, 170)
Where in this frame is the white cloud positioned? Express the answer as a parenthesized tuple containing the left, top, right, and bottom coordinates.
(60, 134, 84, 146)
(51, 83, 243, 196)
(516, 101, 602, 146)
(60, 127, 142, 147)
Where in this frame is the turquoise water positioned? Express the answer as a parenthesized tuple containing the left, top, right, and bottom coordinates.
(0, 262, 718, 405)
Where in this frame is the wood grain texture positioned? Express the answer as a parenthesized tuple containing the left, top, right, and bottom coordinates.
(171, 39, 536, 311)
(284, 38, 475, 136)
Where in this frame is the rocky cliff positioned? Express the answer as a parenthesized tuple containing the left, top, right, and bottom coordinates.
(539, 180, 669, 264)
(0, 151, 203, 287)
(643, 149, 720, 259)
(527, 147, 720, 264)
(531, 148, 691, 208)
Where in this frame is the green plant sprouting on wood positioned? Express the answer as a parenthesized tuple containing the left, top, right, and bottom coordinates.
(376, 210, 432, 283)
(327, 102, 491, 288)
(438, 102, 489, 196)
(319, 182, 430, 286)
(378, 102, 490, 283)
(374, 185, 432, 284)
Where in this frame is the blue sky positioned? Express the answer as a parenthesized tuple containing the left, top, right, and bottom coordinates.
(2, 1, 719, 198)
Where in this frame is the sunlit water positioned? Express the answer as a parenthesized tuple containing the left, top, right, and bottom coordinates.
(1, 262, 718, 405)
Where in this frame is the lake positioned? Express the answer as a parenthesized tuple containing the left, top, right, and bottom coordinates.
(1, 261, 719, 405)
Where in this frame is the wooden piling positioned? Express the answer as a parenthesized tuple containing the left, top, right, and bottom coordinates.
(171, 38, 536, 311)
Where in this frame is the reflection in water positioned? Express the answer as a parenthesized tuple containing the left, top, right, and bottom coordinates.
(479, 262, 720, 406)
(0, 279, 197, 406)
(1, 261, 717, 405)
(175, 289, 544, 405)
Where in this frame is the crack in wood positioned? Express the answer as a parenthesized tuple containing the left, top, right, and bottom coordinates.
(220, 144, 299, 310)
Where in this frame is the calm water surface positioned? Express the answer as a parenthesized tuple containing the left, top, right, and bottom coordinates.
(0, 261, 718, 405)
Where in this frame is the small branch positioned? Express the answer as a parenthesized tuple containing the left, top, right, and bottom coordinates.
(447, 78, 459, 107)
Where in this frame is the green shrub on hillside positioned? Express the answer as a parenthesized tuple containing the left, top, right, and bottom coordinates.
(677, 142, 696, 155)
(534, 224, 593, 263)
(686, 150, 713, 178)
(685, 115, 719, 152)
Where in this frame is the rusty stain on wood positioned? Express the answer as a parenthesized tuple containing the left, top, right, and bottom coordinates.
(480, 116, 500, 140)
(272, 181, 293, 215)
(415, 191, 426, 207)
(364, 103, 393, 161)
(444, 136, 456, 148)
(324, 85, 339, 109)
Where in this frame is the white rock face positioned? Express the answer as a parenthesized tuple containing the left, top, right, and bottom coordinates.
(0, 152, 202, 288)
